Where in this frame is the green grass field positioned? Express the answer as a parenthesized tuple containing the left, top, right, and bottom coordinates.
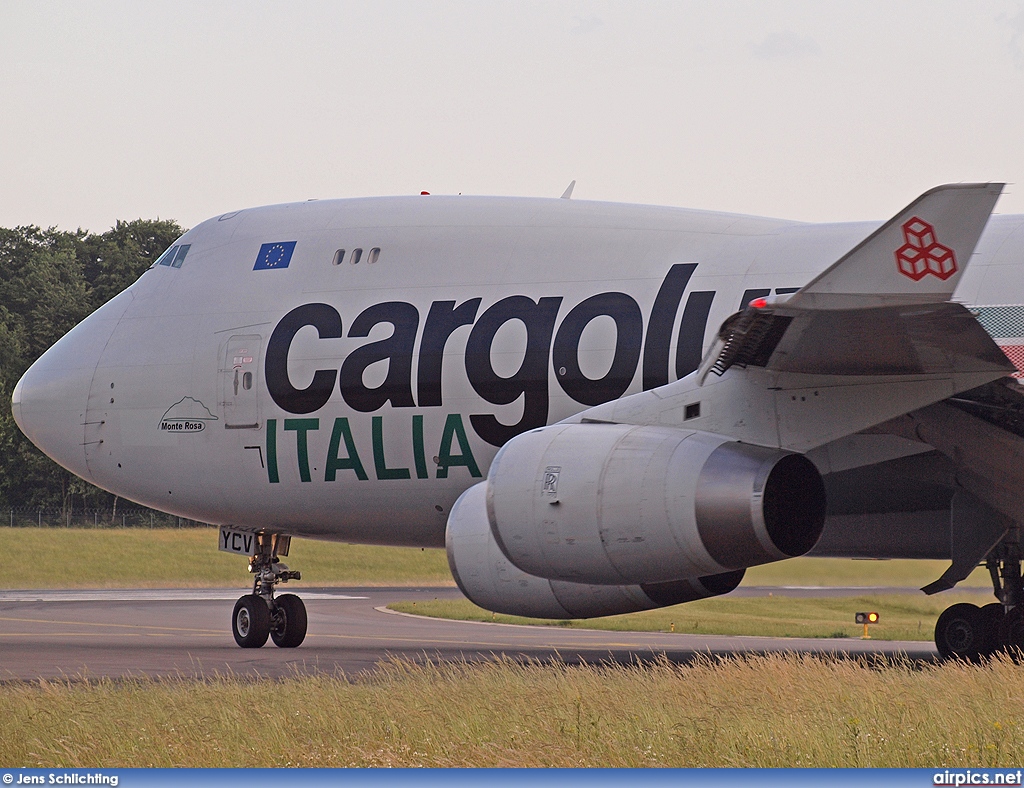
(746, 556, 989, 587)
(2, 527, 453, 588)
(1, 526, 990, 589)
(3, 654, 1024, 767)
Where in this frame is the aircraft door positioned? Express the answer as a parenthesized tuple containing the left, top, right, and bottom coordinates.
(220, 335, 262, 429)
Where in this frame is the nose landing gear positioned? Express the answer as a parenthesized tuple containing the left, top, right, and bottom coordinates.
(270, 592, 308, 648)
(229, 532, 307, 649)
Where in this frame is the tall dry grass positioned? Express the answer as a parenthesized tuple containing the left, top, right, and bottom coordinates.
(2, 654, 1022, 767)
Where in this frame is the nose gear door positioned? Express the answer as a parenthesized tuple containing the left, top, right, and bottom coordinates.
(220, 335, 262, 429)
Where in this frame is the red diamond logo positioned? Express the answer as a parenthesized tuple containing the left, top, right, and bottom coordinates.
(895, 217, 957, 281)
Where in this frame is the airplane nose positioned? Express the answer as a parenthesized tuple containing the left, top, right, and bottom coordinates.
(12, 291, 133, 482)
(10, 375, 24, 436)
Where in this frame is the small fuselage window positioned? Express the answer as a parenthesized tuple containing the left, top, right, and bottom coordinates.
(333, 246, 382, 266)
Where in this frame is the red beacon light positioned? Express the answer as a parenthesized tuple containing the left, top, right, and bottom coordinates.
(749, 297, 768, 309)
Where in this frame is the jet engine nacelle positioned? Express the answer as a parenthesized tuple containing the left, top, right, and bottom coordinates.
(446, 481, 745, 618)
(481, 422, 826, 586)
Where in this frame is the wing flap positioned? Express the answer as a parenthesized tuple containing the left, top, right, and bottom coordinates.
(761, 302, 1010, 377)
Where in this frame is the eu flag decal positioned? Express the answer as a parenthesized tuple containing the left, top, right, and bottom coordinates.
(253, 241, 296, 271)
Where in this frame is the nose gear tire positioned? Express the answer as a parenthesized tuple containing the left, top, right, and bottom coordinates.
(271, 593, 308, 648)
(232, 594, 271, 648)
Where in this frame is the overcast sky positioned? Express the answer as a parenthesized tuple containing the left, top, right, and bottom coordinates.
(3, 0, 1024, 233)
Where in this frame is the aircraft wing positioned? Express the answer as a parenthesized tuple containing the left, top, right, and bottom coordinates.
(704, 182, 1010, 380)
(575, 183, 1014, 452)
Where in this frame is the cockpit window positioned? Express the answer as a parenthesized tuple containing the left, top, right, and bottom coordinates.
(155, 245, 178, 267)
(153, 243, 191, 269)
(170, 244, 190, 268)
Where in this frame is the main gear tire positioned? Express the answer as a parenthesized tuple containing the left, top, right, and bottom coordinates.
(999, 606, 1024, 659)
(935, 603, 984, 662)
(978, 602, 1005, 658)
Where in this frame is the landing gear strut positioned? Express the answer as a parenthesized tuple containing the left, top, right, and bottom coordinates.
(935, 542, 1022, 661)
(230, 532, 307, 649)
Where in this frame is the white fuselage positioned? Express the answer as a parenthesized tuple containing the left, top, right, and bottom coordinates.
(13, 195, 1024, 547)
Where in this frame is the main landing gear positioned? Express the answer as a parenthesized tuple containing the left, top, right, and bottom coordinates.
(934, 544, 1023, 661)
(231, 532, 307, 649)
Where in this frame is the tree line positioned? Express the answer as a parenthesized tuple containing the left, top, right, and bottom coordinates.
(0, 219, 185, 518)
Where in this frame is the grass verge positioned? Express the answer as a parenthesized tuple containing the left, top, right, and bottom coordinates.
(1, 527, 991, 590)
(3, 527, 453, 588)
(744, 556, 989, 587)
(2, 654, 1023, 767)
(389, 592, 994, 641)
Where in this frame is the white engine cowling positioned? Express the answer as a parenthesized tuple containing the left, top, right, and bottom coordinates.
(481, 422, 826, 585)
(446, 481, 745, 619)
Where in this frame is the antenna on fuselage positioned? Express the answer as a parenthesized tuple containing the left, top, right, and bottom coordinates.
(560, 180, 576, 199)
